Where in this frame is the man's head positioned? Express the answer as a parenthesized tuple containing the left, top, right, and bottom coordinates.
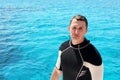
(68, 15, 88, 44)
(69, 15, 88, 28)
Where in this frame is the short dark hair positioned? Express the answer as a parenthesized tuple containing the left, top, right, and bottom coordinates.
(69, 15, 88, 28)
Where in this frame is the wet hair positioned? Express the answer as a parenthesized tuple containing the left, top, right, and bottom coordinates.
(69, 15, 88, 28)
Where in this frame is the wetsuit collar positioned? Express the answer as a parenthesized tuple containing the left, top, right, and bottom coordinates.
(70, 38, 90, 49)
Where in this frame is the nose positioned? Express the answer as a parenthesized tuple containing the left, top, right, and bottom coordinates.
(75, 29, 79, 34)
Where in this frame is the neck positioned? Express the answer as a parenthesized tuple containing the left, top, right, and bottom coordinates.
(72, 38, 85, 45)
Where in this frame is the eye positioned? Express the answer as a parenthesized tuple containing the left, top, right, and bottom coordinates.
(72, 26, 76, 30)
(79, 27, 83, 30)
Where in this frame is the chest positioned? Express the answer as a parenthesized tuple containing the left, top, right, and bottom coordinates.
(61, 48, 83, 68)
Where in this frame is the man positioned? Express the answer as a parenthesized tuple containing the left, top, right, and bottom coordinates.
(50, 15, 103, 80)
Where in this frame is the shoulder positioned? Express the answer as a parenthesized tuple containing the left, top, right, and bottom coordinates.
(59, 40, 70, 51)
(88, 43, 100, 56)
(85, 43, 103, 65)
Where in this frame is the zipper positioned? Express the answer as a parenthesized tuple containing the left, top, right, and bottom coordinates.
(75, 45, 84, 80)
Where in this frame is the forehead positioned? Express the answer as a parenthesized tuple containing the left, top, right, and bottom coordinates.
(71, 19, 86, 27)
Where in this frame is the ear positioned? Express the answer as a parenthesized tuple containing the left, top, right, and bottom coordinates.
(68, 26, 70, 31)
(85, 28, 88, 34)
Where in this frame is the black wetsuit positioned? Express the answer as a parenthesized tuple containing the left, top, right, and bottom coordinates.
(56, 38, 103, 80)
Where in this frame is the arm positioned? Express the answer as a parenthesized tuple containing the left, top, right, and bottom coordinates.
(84, 62, 104, 80)
(50, 67, 62, 80)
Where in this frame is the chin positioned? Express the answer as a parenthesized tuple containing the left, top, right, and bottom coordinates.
(72, 37, 80, 40)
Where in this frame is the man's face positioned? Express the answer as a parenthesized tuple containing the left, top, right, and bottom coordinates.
(68, 19, 87, 41)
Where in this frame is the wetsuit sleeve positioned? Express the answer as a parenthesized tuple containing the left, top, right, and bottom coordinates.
(92, 46, 104, 80)
(84, 62, 104, 80)
(85, 44, 104, 80)
(55, 50, 62, 71)
(55, 40, 69, 71)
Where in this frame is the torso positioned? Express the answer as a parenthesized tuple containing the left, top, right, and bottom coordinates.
(58, 39, 102, 80)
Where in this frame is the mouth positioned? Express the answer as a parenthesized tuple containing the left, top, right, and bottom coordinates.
(72, 35, 79, 38)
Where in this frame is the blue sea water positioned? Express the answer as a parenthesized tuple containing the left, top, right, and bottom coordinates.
(0, 0, 120, 80)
